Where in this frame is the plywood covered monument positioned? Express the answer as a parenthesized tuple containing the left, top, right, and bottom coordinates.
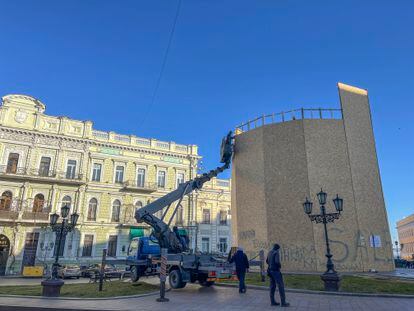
(231, 83, 394, 272)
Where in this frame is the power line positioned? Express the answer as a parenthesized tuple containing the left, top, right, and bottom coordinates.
(138, 0, 182, 130)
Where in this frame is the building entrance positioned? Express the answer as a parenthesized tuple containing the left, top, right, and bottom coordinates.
(22, 232, 39, 270)
(0, 234, 10, 275)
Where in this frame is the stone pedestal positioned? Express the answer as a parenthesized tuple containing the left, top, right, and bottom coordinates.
(321, 272, 341, 291)
(41, 279, 64, 297)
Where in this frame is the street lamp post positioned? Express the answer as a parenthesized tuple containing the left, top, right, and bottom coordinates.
(303, 189, 343, 291)
(41, 205, 79, 297)
(395, 241, 400, 259)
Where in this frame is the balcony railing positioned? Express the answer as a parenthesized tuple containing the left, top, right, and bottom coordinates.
(0, 166, 85, 184)
(21, 211, 50, 222)
(0, 210, 19, 220)
(122, 181, 157, 193)
(236, 108, 343, 133)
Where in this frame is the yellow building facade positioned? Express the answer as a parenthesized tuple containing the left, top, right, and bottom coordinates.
(0, 94, 231, 275)
(397, 214, 414, 261)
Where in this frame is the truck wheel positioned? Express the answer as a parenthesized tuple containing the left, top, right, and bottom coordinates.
(169, 269, 186, 289)
(130, 266, 140, 282)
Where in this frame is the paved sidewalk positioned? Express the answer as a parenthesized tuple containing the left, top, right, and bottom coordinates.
(0, 283, 413, 311)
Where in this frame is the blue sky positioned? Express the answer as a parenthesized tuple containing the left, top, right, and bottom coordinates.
(0, 1, 413, 241)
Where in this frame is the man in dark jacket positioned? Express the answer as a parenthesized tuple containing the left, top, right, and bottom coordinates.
(267, 244, 289, 307)
(229, 247, 249, 293)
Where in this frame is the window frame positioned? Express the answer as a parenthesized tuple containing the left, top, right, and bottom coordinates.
(65, 159, 77, 179)
(82, 234, 95, 257)
(219, 210, 228, 225)
(201, 237, 210, 253)
(136, 167, 146, 187)
(157, 170, 166, 188)
(39, 156, 52, 177)
(107, 235, 118, 257)
(176, 172, 185, 188)
(32, 193, 45, 213)
(202, 209, 211, 224)
(87, 198, 98, 221)
(114, 165, 125, 184)
(111, 199, 121, 223)
(6, 153, 20, 174)
(91, 162, 102, 182)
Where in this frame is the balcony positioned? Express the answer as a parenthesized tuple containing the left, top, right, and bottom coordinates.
(0, 210, 19, 221)
(122, 181, 157, 193)
(0, 166, 85, 185)
(21, 211, 50, 223)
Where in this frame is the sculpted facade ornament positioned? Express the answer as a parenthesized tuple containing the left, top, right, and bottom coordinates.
(14, 110, 28, 124)
(62, 140, 85, 150)
(35, 136, 59, 146)
(0, 130, 33, 143)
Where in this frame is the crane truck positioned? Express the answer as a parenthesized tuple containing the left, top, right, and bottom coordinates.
(126, 132, 236, 289)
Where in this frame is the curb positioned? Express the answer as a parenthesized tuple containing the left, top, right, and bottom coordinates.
(0, 290, 162, 300)
(215, 283, 414, 299)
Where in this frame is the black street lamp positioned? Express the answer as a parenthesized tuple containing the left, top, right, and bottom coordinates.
(41, 205, 79, 297)
(395, 241, 400, 259)
(303, 189, 343, 291)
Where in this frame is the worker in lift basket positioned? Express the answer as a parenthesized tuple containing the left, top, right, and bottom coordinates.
(229, 247, 249, 293)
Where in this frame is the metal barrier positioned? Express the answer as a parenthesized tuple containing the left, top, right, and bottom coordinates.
(236, 108, 342, 133)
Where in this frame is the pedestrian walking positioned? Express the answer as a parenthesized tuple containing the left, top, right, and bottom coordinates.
(229, 247, 249, 293)
(267, 244, 289, 307)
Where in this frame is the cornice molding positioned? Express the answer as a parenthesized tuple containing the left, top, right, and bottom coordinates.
(0, 125, 200, 161)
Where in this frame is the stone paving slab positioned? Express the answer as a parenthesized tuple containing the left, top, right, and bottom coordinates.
(0, 284, 413, 311)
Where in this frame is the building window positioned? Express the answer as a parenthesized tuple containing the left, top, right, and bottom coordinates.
(176, 172, 185, 187)
(33, 193, 45, 213)
(0, 191, 12, 211)
(219, 210, 227, 225)
(87, 198, 98, 221)
(219, 238, 228, 253)
(6, 153, 19, 174)
(157, 171, 166, 188)
(82, 234, 94, 257)
(92, 163, 102, 182)
(111, 200, 121, 222)
(66, 160, 77, 179)
(61, 195, 72, 210)
(53, 233, 66, 257)
(202, 237, 210, 253)
(107, 235, 117, 257)
(202, 209, 210, 224)
(137, 168, 146, 187)
(115, 166, 124, 184)
(39, 156, 51, 176)
(176, 205, 183, 225)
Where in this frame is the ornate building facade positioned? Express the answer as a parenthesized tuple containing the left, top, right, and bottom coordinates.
(194, 178, 231, 254)
(0, 94, 231, 275)
(397, 214, 414, 261)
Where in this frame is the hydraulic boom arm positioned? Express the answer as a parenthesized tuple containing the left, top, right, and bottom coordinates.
(135, 131, 234, 253)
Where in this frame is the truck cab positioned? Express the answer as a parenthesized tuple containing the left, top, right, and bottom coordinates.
(126, 237, 160, 282)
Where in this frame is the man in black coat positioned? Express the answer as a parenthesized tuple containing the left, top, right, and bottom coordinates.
(229, 247, 249, 293)
(267, 244, 289, 307)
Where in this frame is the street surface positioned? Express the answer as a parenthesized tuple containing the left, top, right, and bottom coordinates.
(0, 282, 413, 311)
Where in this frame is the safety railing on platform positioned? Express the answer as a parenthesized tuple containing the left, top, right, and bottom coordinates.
(236, 108, 342, 133)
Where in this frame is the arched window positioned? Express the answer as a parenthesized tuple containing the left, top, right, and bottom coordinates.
(61, 195, 72, 208)
(111, 200, 121, 222)
(87, 198, 97, 221)
(0, 191, 12, 211)
(33, 194, 45, 213)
